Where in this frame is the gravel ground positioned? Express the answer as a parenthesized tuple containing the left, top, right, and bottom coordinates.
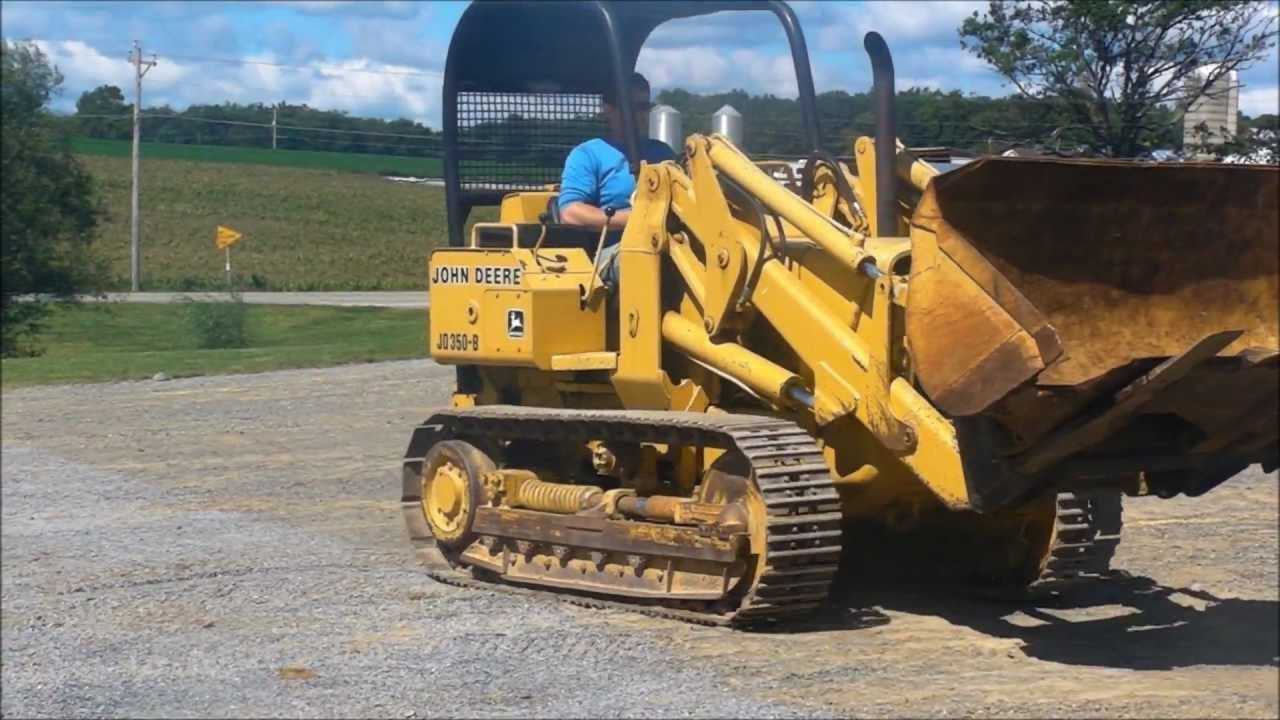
(2, 360, 1276, 718)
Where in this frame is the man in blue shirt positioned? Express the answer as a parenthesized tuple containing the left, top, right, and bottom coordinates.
(559, 72, 675, 290)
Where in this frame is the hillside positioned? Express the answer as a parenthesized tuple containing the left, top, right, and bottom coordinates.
(77, 153, 487, 291)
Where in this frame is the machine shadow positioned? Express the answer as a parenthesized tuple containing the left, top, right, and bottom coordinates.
(776, 570, 1279, 670)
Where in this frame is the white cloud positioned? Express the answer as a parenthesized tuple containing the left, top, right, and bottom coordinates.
(638, 46, 799, 98)
(33, 40, 142, 95)
(639, 41, 1010, 103)
(916, 45, 991, 76)
(303, 59, 439, 122)
(342, 10, 445, 73)
(638, 2, 1007, 100)
(1240, 85, 1279, 117)
(30, 38, 441, 126)
(637, 47, 733, 93)
(642, 12, 783, 50)
(728, 49, 799, 97)
(810, 1, 985, 52)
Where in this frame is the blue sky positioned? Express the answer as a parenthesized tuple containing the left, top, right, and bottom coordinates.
(2, 0, 1277, 129)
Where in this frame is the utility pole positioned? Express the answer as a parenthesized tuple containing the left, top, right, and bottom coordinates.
(272, 106, 278, 150)
(129, 40, 156, 292)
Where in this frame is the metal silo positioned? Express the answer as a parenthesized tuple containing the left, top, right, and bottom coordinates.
(712, 104, 743, 146)
(649, 104, 683, 153)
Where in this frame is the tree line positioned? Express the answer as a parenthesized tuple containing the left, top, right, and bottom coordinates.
(660, 87, 1278, 159)
(658, 86, 1171, 157)
(70, 85, 441, 157)
(66, 80, 1277, 162)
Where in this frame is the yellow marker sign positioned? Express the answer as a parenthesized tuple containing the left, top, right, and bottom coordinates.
(215, 225, 244, 250)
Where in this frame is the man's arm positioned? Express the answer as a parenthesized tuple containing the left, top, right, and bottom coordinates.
(560, 202, 629, 229)
(557, 142, 630, 229)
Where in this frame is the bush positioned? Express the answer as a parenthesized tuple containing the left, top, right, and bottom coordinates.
(182, 293, 249, 349)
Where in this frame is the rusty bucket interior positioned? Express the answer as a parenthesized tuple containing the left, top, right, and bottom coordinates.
(905, 156, 1278, 479)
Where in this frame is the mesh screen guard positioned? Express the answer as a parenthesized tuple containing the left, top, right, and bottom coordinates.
(457, 92, 608, 191)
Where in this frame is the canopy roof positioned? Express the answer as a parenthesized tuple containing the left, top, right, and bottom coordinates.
(446, 1, 805, 94)
(440, 0, 821, 246)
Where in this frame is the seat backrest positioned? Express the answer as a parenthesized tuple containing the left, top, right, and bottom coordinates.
(473, 223, 605, 254)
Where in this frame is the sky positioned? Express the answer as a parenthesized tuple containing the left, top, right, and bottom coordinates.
(2, 0, 1277, 130)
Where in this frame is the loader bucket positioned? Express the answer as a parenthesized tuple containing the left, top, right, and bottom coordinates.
(906, 156, 1278, 490)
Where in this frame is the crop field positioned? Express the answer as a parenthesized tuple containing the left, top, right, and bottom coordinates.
(76, 153, 493, 291)
(71, 137, 442, 177)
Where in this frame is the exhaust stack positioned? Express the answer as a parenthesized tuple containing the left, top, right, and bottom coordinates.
(864, 31, 897, 236)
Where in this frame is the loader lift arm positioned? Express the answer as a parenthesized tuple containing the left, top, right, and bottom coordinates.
(615, 134, 976, 509)
(613, 132, 1279, 513)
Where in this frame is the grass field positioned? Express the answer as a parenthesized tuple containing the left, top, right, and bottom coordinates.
(71, 137, 443, 177)
(76, 153, 494, 291)
(0, 302, 428, 389)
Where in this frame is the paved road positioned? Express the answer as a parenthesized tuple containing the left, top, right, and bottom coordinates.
(86, 291, 428, 309)
(2, 361, 1276, 718)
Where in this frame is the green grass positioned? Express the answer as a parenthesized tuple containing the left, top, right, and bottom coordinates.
(71, 137, 442, 177)
(76, 153, 495, 291)
(0, 302, 429, 389)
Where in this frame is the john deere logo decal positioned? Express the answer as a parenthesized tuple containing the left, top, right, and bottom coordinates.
(506, 309, 525, 338)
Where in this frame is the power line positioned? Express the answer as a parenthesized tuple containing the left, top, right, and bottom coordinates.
(66, 113, 439, 144)
(144, 114, 437, 140)
(272, 134, 440, 154)
(138, 113, 628, 152)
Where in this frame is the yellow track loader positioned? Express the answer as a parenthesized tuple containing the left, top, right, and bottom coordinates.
(402, 0, 1279, 626)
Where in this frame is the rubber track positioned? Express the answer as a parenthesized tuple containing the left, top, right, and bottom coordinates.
(402, 406, 843, 627)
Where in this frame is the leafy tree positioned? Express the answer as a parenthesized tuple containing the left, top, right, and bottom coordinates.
(63, 92, 443, 159)
(2, 40, 105, 356)
(74, 84, 130, 139)
(959, 1, 1279, 157)
(1197, 111, 1280, 161)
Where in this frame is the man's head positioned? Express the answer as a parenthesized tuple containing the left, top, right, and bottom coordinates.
(602, 71, 653, 141)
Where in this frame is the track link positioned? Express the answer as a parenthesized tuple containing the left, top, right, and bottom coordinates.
(401, 406, 842, 627)
(1031, 490, 1124, 591)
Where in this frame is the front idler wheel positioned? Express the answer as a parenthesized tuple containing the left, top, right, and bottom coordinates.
(418, 440, 495, 554)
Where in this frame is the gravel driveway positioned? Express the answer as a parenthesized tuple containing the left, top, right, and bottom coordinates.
(3, 360, 1276, 718)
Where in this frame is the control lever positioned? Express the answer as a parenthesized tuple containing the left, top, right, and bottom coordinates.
(532, 210, 570, 273)
(533, 211, 551, 253)
(582, 206, 616, 304)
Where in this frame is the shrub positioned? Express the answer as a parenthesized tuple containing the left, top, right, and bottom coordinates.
(182, 293, 249, 349)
